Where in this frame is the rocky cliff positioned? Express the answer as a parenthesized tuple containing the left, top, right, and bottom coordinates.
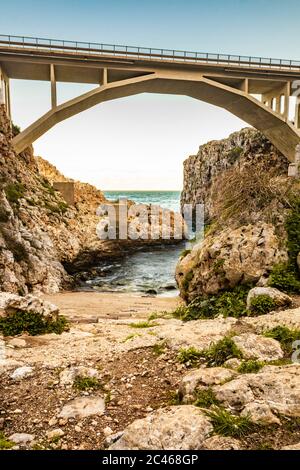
(0, 106, 183, 295)
(181, 128, 288, 221)
(177, 128, 300, 302)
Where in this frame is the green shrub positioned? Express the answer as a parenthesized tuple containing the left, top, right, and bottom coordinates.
(5, 182, 25, 203)
(264, 326, 300, 355)
(152, 342, 167, 356)
(180, 249, 191, 259)
(173, 285, 250, 322)
(194, 387, 220, 408)
(0, 311, 69, 337)
(201, 337, 243, 367)
(45, 201, 68, 214)
(0, 206, 10, 223)
(249, 295, 276, 315)
(0, 432, 14, 450)
(129, 321, 158, 329)
(205, 407, 257, 438)
(12, 123, 21, 136)
(238, 360, 265, 374)
(73, 376, 101, 391)
(268, 263, 300, 294)
(177, 347, 203, 367)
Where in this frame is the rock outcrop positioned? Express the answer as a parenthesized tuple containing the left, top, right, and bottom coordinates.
(176, 127, 298, 301)
(0, 106, 183, 294)
(181, 127, 288, 221)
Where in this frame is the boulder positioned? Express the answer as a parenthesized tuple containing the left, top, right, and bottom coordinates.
(179, 367, 237, 404)
(2, 294, 59, 319)
(9, 433, 35, 445)
(58, 396, 105, 419)
(232, 333, 283, 361)
(176, 223, 287, 302)
(213, 365, 300, 422)
(247, 287, 292, 311)
(59, 366, 99, 386)
(10, 366, 34, 381)
(109, 406, 213, 450)
(202, 436, 241, 450)
(282, 442, 300, 450)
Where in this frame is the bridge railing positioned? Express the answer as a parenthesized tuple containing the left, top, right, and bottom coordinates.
(1, 34, 300, 71)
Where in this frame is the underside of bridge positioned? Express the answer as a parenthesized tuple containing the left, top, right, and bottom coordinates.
(1, 36, 300, 163)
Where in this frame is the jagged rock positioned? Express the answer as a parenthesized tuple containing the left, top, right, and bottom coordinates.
(58, 396, 105, 419)
(157, 317, 236, 351)
(8, 338, 27, 348)
(46, 429, 65, 440)
(181, 128, 288, 221)
(9, 433, 35, 444)
(179, 367, 237, 404)
(232, 333, 283, 361)
(59, 366, 99, 386)
(202, 436, 241, 450)
(10, 366, 34, 381)
(282, 442, 300, 450)
(109, 406, 213, 450)
(176, 223, 287, 301)
(2, 294, 59, 318)
(241, 402, 281, 425)
(224, 358, 242, 369)
(246, 287, 293, 310)
(213, 365, 300, 421)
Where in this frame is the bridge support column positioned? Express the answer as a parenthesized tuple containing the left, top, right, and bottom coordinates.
(50, 64, 57, 109)
(0, 65, 11, 119)
(102, 68, 108, 86)
(288, 144, 300, 178)
(295, 98, 300, 129)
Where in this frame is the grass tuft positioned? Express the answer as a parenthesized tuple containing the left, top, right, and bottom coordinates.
(129, 321, 158, 329)
(205, 407, 257, 438)
(194, 387, 220, 408)
(177, 347, 203, 367)
(237, 360, 265, 374)
(264, 326, 300, 355)
(202, 337, 243, 367)
(73, 376, 101, 391)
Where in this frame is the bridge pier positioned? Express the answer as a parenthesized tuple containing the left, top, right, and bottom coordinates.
(50, 64, 57, 109)
(0, 65, 11, 119)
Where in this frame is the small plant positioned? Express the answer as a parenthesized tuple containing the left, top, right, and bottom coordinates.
(0, 311, 69, 337)
(177, 347, 203, 367)
(129, 321, 158, 329)
(122, 333, 139, 342)
(172, 285, 250, 321)
(45, 201, 68, 214)
(249, 295, 276, 315)
(238, 360, 265, 374)
(152, 341, 167, 356)
(0, 432, 14, 450)
(205, 407, 257, 438)
(12, 123, 21, 136)
(167, 390, 181, 405)
(264, 326, 300, 355)
(194, 387, 220, 408)
(268, 263, 300, 294)
(5, 182, 26, 204)
(202, 337, 243, 367)
(180, 249, 191, 259)
(182, 271, 194, 291)
(73, 376, 101, 391)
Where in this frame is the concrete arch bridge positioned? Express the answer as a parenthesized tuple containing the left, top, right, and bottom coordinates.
(0, 34, 300, 167)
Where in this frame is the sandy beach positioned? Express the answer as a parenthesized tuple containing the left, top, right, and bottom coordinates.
(43, 291, 181, 323)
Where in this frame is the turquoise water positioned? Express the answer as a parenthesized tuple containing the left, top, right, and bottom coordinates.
(86, 191, 184, 295)
(104, 190, 181, 213)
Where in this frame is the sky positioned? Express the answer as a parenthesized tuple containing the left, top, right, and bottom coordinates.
(1, 0, 300, 190)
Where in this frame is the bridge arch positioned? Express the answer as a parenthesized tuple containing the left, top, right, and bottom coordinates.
(11, 72, 300, 162)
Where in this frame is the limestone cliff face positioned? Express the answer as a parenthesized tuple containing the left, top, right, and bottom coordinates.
(177, 128, 295, 302)
(181, 128, 288, 221)
(0, 106, 183, 294)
